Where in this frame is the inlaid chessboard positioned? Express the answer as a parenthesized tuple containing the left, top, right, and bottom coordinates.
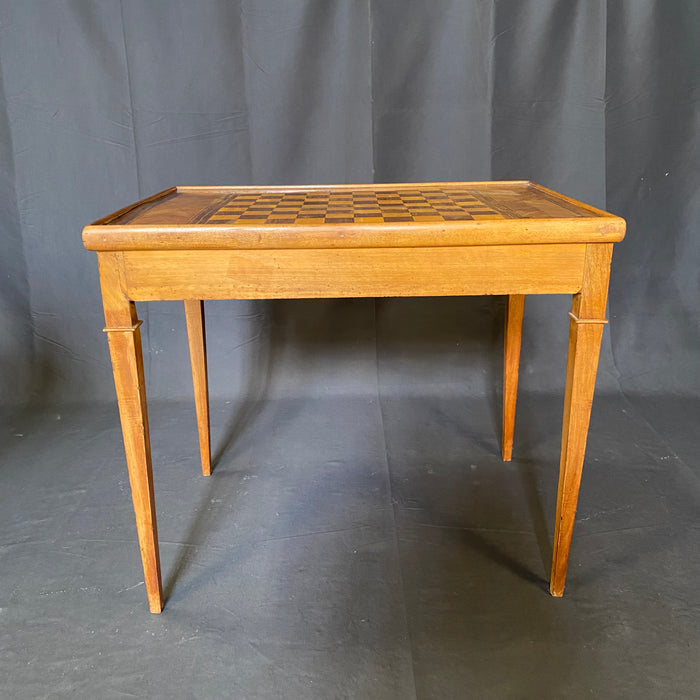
(201, 188, 505, 225)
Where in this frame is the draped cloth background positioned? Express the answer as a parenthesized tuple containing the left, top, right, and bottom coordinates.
(1, 3, 699, 696)
(0, 0, 698, 413)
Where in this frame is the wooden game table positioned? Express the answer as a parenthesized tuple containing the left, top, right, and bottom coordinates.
(83, 181, 626, 613)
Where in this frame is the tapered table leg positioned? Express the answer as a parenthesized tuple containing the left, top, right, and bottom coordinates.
(502, 294, 524, 461)
(100, 255, 163, 613)
(184, 300, 211, 476)
(104, 315, 163, 612)
(550, 244, 613, 597)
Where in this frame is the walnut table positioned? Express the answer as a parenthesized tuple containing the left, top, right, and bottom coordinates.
(83, 181, 626, 613)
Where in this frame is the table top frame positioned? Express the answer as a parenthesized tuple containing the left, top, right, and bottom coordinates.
(83, 181, 625, 252)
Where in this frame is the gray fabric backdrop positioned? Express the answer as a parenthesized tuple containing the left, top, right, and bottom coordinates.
(0, 0, 698, 408)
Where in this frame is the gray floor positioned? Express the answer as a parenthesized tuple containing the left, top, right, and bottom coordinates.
(1, 391, 699, 699)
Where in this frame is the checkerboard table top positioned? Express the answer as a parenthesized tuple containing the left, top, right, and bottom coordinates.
(83, 181, 626, 251)
(198, 187, 506, 225)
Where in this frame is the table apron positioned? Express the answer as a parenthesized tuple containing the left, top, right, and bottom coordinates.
(106, 243, 588, 301)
